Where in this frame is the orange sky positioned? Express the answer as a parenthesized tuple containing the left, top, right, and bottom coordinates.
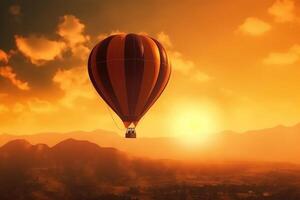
(0, 0, 300, 138)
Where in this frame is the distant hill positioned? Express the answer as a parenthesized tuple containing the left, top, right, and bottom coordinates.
(0, 129, 181, 160)
(0, 139, 178, 200)
(0, 139, 300, 200)
(215, 123, 300, 163)
(1, 123, 300, 162)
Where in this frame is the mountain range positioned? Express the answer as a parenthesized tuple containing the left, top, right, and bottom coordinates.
(0, 123, 300, 163)
(0, 139, 177, 200)
(0, 138, 300, 200)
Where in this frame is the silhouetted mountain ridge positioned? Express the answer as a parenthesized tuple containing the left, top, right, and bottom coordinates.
(1, 123, 300, 162)
(0, 139, 300, 200)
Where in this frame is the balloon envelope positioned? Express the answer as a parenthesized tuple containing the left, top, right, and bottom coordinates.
(88, 33, 171, 128)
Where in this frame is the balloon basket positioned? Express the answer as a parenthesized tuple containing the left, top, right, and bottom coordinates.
(125, 127, 136, 138)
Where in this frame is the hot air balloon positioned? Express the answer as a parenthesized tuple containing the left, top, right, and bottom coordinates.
(88, 33, 171, 138)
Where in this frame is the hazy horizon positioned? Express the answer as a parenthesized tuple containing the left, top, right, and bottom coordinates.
(1, 122, 299, 164)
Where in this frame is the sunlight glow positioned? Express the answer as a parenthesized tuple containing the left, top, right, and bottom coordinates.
(170, 101, 220, 148)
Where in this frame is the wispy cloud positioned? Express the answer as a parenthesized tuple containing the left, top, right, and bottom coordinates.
(263, 45, 300, 65)
(15, 35, 66, 65)
(57, 15, 89, 45)
(15, 15, 90, 65)
(156, 32, 213, 82)
(57, 15, 90, 61)
(237, 17, 271, 36)
(53, 66, 95, 107)
(268, 0, 296, 23)
(157, 32, 173, 48)
(27, 98, 57, 113)
(0, 49, 9, 64)
(0, 66, 30, 90)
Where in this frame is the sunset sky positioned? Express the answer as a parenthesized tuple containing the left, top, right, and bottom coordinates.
(1, 0, 300, 138)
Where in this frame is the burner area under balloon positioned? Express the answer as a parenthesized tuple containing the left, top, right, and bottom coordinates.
(125, 127, 136, 138)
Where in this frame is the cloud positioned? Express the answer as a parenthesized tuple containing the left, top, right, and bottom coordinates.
(193, 71, 213, 82)
(96, 30, 126, 41)
(57, 15, 89, 47)
(15, 35, 66, 65)
(0, 49, 9, 64)
(0, 66, 30, 90)
(52, 15, 93, 107)
(156, 32, 212, 82)
(263, 45, 300, 65)
(170, 51, 195, 74)
(57, 15, 90, 61)
(169, 51, 212, 82)
(53, 66, 95, 107)
(10, 99, 56, 114)
(237, 17, 271, 36)
(157, 32, 173, 48)
(71, 44, 90, 61)
(268, 0, 295, 23)
(9, 4, 21, 16)
(14, 15, 90, 65)
(11, 98, 59, 116)
(27, 98, 57, 113)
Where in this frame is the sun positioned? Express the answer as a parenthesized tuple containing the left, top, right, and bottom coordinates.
(170, 101, 220, 148)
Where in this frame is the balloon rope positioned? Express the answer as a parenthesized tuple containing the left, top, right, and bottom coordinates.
(104, 105, 125, 131)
